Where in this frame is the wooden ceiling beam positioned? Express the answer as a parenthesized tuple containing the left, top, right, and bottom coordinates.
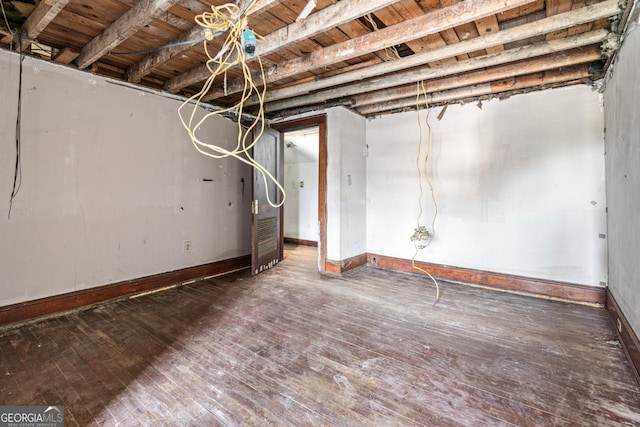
(351, 45, 602, 107)
(201, 0, 534, 100)
(356, 65, 591, 116)
(264, 33, 605, 112)
(164, 0, 400, 93)
(53, 46, 79, 64)
(373, 0, 432, 59)
(126, 0, 280, 83)
(440, 28, 470, 61)
(243, 0, 282, 17)
(20, 0, 70, 50)
(0, 27, 12, 45)
(257, 0, 399, 60)
(474, 14, 503, 54)
(546, 0, 574, 40)
(126, 24, 209, 83)
(252, 0, 619, 109)
(75, 0, 182, 70)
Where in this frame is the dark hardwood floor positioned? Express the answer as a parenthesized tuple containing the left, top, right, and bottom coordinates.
(1, 244, 639, 426)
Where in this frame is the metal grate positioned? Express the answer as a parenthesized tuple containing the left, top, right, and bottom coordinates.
(257, 216, 278, 257)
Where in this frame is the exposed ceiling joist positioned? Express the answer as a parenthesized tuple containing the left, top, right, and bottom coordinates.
(353, 45, 603, 108)
(356, 65, 592, 115)
(20, 0, 70, 50)
(475, 14, 504, 54)
(546, 0, 573, 41)
(126, 0, 281, 83)
(250, 0, 619, 110)
(257, 0, 398, 58)
(75, 0, 182, 70)
(0, 28, 12, 45)
(203, 0, 536, 101)
(351, 42, 604, 107)
(125, 23, 205, 83)
(242, 0, 282, 17)
(164, 0, 401, 93)
(264, 31, 608, 113)
(0, 0, 627, 118)
(53, 46, 79, 64)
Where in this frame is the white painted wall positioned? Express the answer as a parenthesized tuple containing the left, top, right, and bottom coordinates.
(283, 130, 319, 241)
(604, 16, 640, 335)
(367, 85, 607, 286)
(327, 108, 367, 261)
(0, 50, 251, 307)
(273, 108, 367, 262)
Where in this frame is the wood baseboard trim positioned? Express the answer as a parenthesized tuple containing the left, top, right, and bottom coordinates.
(606, 289, 640, 386)
(284, 237, 318, 247)
(325, 253, 368, 275)
(367, 253, 606, 306)
(0, 255, 251, 328)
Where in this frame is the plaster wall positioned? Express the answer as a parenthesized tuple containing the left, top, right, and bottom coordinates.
(326, 108, 367, 260)
(604, 17, 640, 334)
(366, 85, 607, 286)
(0, 51, 251, 307)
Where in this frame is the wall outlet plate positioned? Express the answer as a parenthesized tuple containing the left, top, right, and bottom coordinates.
(183, 240, 193, 253)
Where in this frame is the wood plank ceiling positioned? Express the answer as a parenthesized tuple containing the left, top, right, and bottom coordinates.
(0, 0, 632, 118)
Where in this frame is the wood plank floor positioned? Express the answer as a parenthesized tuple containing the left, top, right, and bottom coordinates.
(1, 244, 639, 426)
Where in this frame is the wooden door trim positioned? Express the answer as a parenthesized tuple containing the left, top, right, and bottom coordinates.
(272, 115, 327, 272)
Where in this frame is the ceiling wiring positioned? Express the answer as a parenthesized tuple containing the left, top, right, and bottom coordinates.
(178, 0, 286, 209)
(111, 0, 258, 56)
(364, 13, 401, 60)
(410, 81, 440, 306)
(110, 36, 206, 55)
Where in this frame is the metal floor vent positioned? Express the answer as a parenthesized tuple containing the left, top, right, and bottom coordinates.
(257, 216, 278, 257)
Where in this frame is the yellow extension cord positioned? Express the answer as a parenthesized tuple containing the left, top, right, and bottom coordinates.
(412, 81, 440, 306)
(364, 14, 401, 60)
(182, 6, 438, 306)
(178, 1, 286, 208)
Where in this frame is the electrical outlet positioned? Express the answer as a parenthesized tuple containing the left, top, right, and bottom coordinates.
(183, 240, 193, 253)
(616, 318, 622, 333)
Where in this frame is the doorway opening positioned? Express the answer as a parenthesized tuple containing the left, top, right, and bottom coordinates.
(283, 127, 319, 247)
(272, 115, 327, 272)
